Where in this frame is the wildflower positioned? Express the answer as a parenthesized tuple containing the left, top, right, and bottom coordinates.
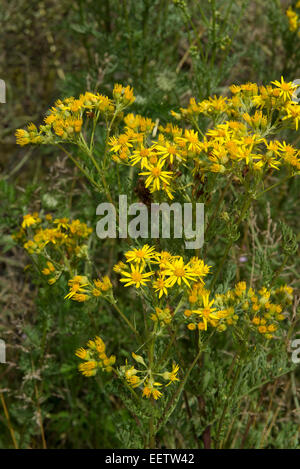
(286, 7, 299, 32)
(15, 129, 30, 146)
(113, 261, 126, 273)
(190, 292, 220, 330)
(22, 213, 41, 229)
(139, 159, 173, 192)
(76, 336, 115, 377)
(154, 141, 183, 164)
(271, 77, 297, 102)
(130, 145, 157, 168)
(125, 244, 157, 265)
(113, 84, 135, 105)
(153, 275, 169, 298)
(283, 102, 300, 130)
(235, 281, 247, 297)
(94, 276, 112, 292)
(150, 307, 172, 324)
(120, 264, 154, 288)
(176, 129, 202, 153)
(54, 217, 69, 230)
(65, 276, 89, 300)
(142, 379, 163, 400)
(78, 361, 98, 377)
(188, 258, 211, 279)
(109, 134, 133, 153)
(162, 364, 180, 386)
(41, 261, 55, 276)
(163, 257, 206, 288)
(75, 347, 89, 360)
(125, 367, 141, 387)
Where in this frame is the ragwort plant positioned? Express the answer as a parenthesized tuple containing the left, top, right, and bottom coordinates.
(13, 78, 300, 448)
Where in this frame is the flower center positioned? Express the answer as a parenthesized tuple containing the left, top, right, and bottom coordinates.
(119, 135, 128, 145)
(140, 148, 149, 157)
(168, 145, 176, 155)
(202, 308, 212, 317)
(151, 167, 161, 177)
(131, 272, 142, 282)
(135, 250, 145, 258)
(281, 83, 292, 91)
(173, 267, 185, 277)
(188, 134, 198, 143)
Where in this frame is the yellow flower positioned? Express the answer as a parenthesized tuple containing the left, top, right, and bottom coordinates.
(125, 366, 141, 387)
(150, 307, 172, 324)
(15, 129, 30, 146)
(22, 213, 41, 229)
(162, 364, 180, 386)
(176, 129, 202, 153)
(76, 336, 114, 376)
(153, 275, 169, 298)
(142, 379, 163, 400)
(163, 257, 201, 288)
(42, 261, 55, 276)
(120, 264, 154, 288)
(113, 261, 126, 273)
(73, 293, 89, 302)
(109, 134, 133, 153)
(53, 217, 69, 230)
(154, 141, 183, 164)
(283, 102, 300, 130)
(130, 145, 157, 168)
(78, 361, 97, 377)
(75, 347, 88, 360)
(286, 7, 299, 32)
(271, 76, 297, 102)
(113, 83, 135, 104)
(65, 276, 89, 300)
(191, 292, 220, 330)
(139, 158, 173, 192)
(125, 244, 157, 265)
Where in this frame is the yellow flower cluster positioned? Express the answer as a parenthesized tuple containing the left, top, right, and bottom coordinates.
(177, 78, 300, 175)
(15, 84, 134, 146)
(184, 281, 293, 339)
(114, 244, 210, 297)
(150, 307, 173, 325)
(286, 3, 300, 34)
(16, 80, 300, 204)
(13, 214, 92, 285)
(108, 114, 179, 199)
(211, 282, 293, 339)
(121, 353, 180, 400)
(185, 286, 229, 331)
(107, 78, 300, 201)
(75, 336, 116, 376)
(65, 275, 112, 302)
(108, 114, 155, 162)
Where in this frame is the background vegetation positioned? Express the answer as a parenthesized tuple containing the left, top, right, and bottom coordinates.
(0, 0, 299, 448)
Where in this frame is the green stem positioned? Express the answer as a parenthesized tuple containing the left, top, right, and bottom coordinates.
(210, 190, 252, 292)
(111, 301, 141, 340)
(215, 359, 241, 449)
(80, 138, 114, 204)
(156, 342, 203, 433)
(58, 144, 102, 192)
(258, 173, 297, 197)
(270, 253, 289, 287)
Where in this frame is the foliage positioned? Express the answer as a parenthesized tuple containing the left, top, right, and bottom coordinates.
(1, 0, 300, 450)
